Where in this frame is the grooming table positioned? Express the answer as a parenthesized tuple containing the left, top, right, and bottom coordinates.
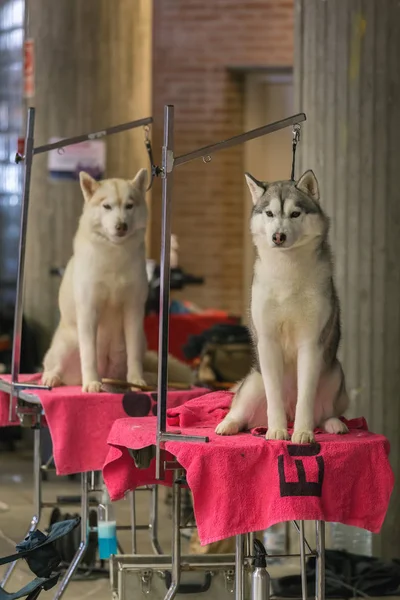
(103, 392, 394, 546)
(0, 375, 207, 599)
(0, 375, 206, 474)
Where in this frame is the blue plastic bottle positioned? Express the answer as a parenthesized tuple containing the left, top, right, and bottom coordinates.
(97, 488, 117, 559)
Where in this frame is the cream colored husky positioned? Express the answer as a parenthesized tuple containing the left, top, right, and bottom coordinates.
(42, 169, 193, 392)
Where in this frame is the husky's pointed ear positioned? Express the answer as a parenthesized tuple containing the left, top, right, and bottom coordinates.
(296, 170, 320, 203)
(79, 171, 100, 203)
(245, 173, 266, 205)
(131, 168, 148, 195)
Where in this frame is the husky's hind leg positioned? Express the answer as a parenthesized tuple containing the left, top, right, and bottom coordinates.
(42, 324, 77, 387)
(318, 360, 349, 435)
(215, 370, 266, 435)
(323, 417, 348, 434)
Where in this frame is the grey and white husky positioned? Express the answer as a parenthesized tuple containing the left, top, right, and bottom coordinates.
(216, 170, 349, 444)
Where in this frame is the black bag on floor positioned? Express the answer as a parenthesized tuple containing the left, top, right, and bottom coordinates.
(272, 549, 400, 598)
(0, 518, 80, 600)
(183, 324, 253, 387)
(48, 508, 98, 568)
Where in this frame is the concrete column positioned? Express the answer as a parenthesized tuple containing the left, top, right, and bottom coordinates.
(295, 0, 400, 557)
(23, 0, 152, 354)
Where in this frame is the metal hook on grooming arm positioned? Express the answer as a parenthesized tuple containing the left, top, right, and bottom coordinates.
(143, 126, 153, 191)
(143, 125, 163, 191)
(290, 123, 301, 181)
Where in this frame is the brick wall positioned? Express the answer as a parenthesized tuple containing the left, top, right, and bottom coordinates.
(151, 0, 293, 316)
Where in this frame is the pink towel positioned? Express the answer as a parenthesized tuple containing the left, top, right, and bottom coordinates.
(103, 393, 394, 546)
(166, 390, 368, 435)
(0, 375, 207, 475)
(167, 390, 232, 427)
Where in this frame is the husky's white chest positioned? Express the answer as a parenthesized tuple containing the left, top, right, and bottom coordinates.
(73, 241, 147, 308)
(251, 254, 329, 362)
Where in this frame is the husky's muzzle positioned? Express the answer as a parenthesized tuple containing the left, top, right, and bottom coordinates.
(115, 222, 128, 237)
(272, 232, 286, 246)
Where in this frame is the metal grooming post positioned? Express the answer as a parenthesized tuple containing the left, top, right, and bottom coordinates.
(1, 109, 153, 598)
(235, 534, 245, 600)
(7, 108, 153, 420)
(315, 521, 326, 600)
(150, 485, 163, 555)
(164, 471, 182, 600)
(155, 105, 307, 478)
(129, 491, 137, 554)
(299, 520, 308, 600)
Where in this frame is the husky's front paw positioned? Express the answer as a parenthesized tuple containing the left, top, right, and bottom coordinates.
(323, 417, 349, 435)
(82, 380, 103, 393)
(130, 377, 147, 389)
(291, 429, 315, 444)
(215, 419, 240, 436)
(42, 372, 62, 388)
(266, 428, 290, 441)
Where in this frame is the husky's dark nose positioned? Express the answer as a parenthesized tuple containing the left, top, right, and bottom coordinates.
(116, 222, 128, 235)
(272, 232, 286, 246)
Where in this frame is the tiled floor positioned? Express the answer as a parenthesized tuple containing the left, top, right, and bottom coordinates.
(0, 446, 394, 599)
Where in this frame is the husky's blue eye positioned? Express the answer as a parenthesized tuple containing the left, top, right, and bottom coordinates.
(266, 210, 273, 218)
(103, 204, 112, 210)
(291, 211, 301, 218)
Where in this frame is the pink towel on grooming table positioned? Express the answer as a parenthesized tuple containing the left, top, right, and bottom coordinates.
(0, 375, 207, 475)
(103, 391, 394, 545)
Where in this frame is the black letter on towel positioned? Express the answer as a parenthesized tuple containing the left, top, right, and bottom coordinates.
(278, 446, 324, 497)
(287, 443, 321, 457)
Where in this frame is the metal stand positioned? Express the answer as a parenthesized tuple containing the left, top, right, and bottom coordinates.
(1, 109, 153, 597)
(7, 108, 153, 420)
(155, 104, 307, 478)
(0, 103, 327, 600)
(147, 103, 324, 600)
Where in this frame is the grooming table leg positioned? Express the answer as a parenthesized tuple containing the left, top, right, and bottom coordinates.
(164, 472, 181, 600)
(52, 472, 89, 600)
(299, 521, 308, 600)
(1, 426, 42, 587)
(150, 485, 163, 554)
(315, 521, 325, 600)
(245, 532, 254, 557)
(129, 490, 137, 554)
(235, 534, 245, 600)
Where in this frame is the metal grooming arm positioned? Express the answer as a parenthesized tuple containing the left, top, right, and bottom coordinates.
(155, 105, 306, 478)
(8, 108, 153, 422)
